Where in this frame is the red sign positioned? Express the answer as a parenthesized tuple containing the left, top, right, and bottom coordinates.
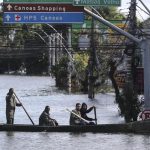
(3, 3, 84, 12)
(140, 110, 150, 120)
(15, 14, 21, 21)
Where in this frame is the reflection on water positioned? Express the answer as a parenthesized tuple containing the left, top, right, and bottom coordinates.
(6, 132, 14, 137)
(1, 132, 150, 150)
(0, 75, 150, 150)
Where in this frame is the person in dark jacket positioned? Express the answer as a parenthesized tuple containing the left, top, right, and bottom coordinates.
(80, 103, 96, 125)
(39, 106, 58, 126)
(6, 88, 22, 124)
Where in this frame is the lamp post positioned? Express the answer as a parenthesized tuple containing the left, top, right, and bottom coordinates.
(45, 24, 73, 93)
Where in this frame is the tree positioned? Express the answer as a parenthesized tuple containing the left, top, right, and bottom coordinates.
(97, 6, 125, 20)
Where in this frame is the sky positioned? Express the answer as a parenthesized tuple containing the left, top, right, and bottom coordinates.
(0, 0, 150, 21)
(118, 0, 150, 21)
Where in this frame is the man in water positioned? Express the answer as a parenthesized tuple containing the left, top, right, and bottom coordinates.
(39, 106, 58, 126)
(6, 88, 22, 124)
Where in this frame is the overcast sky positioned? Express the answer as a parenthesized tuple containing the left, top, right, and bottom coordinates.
(0, 0, 150, 21)
(119, 0, 150, 21)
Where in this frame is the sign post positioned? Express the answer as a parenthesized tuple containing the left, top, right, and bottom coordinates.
(3, 0, 72, 3)
(3, 12, 84, 23)
(73, 0, 121, 6)
(3, 3, 84, 24)
(3, 3, 84, 12)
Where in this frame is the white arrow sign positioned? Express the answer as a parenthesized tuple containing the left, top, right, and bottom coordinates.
(74, 0, 80, 4)
(7, 4, 12, 11)
(5, 15, 11, 21)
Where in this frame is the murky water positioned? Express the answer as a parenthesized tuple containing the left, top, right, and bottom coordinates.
(0, 75, 149, 150)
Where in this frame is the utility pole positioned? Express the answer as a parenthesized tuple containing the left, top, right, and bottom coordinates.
(122, 0, 139, 122)
(88, 9, 96, 99)
(124, 0, 137, 83)
(67, 26, 72, 93)
(84, 7, 150, 117)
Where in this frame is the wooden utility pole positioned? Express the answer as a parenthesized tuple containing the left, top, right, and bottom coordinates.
(84, 7, 150, 112)
(88, 9, 95, 99)
(124, 0, 137, 83)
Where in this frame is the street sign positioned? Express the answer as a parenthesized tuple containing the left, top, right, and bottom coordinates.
(140, 110, 150, 120)
(3, 12, 84, 23)
(3, 4, 84, 12)
(73, 0, 121, 6)
(3, 0, 72, 3)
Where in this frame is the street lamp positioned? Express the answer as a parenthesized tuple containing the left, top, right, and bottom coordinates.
(45, 24, 74, 62)
(45, 24, 74, 93)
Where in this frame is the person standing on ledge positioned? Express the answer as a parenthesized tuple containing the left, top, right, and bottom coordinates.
(6, 88, 22, 124)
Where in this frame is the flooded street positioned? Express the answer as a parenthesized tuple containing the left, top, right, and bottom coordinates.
(0, 75, 150, 150)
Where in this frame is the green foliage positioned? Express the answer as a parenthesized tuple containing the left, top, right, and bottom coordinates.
(73, 53, 89, 92)
(52, 56, 68, 77)
(97, 6, 125, 20)
(51, 54, 89, 91)
(53, 53, 89, 79)
(51, 56, 69, 88)
(74, 53, 89, 74)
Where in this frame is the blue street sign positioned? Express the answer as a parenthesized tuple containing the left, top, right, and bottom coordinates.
(3, 12, 84, 23)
